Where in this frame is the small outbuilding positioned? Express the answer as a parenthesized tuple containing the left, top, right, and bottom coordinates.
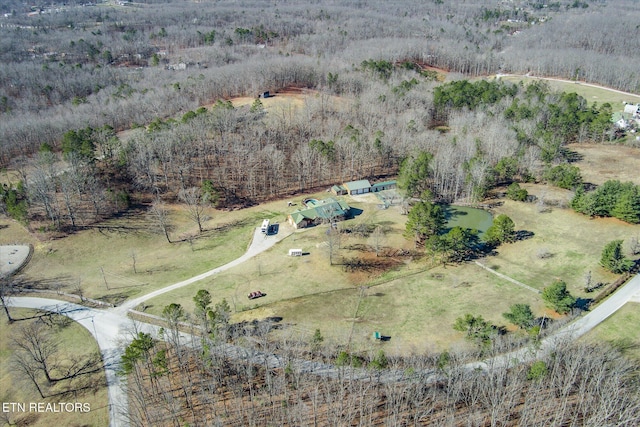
(623, 103, 640, 117)
(343, 179, 372, 195)
(331, 184, 347, 196)
(371, 180, 397, 192)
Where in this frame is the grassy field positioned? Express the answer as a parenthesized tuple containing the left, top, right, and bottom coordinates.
(0, 309, 108, 427)
(3, 171, 639, 356)
(3, 81, 640, 360)
(4, 196, 301, 305)
(140, 184, 640, 354)
(142, 192, 415, 316)
(485, 187, 639, 298)
(498, 75, 640, 109)
(583, 302, 640, 361)
(569, 143, 640, 186)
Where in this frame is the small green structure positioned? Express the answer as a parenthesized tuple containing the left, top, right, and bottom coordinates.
(331, 184, 347, 196)
(332, 179, 397, 196)
(371, 180, 396, 192)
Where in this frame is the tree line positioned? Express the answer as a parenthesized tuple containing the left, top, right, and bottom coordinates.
(2, 0, 639, 162)
(0, 0, 638, 231)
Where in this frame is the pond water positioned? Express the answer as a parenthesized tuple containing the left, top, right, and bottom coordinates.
(444, 205, 493, 236)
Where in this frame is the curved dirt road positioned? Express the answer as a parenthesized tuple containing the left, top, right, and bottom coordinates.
(115, 226, 291, 315)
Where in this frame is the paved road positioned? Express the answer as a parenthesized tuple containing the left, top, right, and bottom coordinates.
(5, 225, 292, 427)
(7, 297, 138, 427)
(468, 272, 640, 371)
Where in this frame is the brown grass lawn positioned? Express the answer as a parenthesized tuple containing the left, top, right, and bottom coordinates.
(487, 190, 639, 298)
(9, 179, 637, 355)
(2, 188, 343, 303)
(584, 302, 640, 361)
(147, 189, 630, 354)
(7, 195, 301, 305)
(4, 82, 640, 358)
(569, 143, 640, 186)
(142, 193, 415, 317)
(0, 309, 108, 427)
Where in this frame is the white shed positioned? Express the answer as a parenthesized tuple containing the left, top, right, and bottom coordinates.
(288, 249, 303, 257)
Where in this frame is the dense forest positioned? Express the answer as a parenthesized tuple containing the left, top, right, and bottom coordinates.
(2, 0, 640, 230)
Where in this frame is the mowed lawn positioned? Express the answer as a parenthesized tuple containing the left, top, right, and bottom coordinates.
(142, 193, 414, 317)
(569, 143, 640, 187)
(5, 179, 639, 354)
(584, 302, 640, 361)
(146, 188, 628, 354)
(0, 308, 108, 427)
(5, 193, 323, 304)
(485, 189, 639, 299)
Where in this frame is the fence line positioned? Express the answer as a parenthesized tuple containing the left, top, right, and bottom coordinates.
(474, 261, 540, 294)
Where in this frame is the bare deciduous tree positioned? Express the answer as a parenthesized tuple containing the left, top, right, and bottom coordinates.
(11, 321, 58, 384)
(149, 199, 172, 243)
(178, 187, 208, 233)
(369, 225, 386, 257)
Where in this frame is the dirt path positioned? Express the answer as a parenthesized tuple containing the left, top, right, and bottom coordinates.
(474, 260, 540, 294)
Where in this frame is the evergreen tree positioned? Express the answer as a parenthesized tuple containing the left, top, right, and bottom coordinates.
(542, 280, 576, 314)
(600, 240, 633, 274)
(503, 304, 535, 329)
(436, 226, 480, 263)
(398, 152, 433, 198)
(405, 200, 445, 244)
(611, 188, 640, 224)
(484, 214, 516, 246)
(506, 182, 528, 202)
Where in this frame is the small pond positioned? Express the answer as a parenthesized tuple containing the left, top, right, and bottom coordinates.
(444, 205, 493, 236)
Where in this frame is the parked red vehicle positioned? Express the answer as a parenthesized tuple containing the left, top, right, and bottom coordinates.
(248, 291, 265, 299)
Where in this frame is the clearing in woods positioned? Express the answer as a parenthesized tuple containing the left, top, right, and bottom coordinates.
(3, 81, 640, 353)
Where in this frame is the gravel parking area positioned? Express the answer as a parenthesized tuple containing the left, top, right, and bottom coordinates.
(0, 245, 32, 277)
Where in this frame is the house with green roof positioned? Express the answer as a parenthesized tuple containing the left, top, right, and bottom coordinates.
(611, 112, 632, 129)
(287, 197, 351, 229)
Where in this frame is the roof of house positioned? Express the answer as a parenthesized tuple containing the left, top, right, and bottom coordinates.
(611, 112, 632, 123)
(344, 180, 372, 192)
(332, 185, 346, 193)
(289, 197, 350, 225)
(371, 180, 397, 189)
